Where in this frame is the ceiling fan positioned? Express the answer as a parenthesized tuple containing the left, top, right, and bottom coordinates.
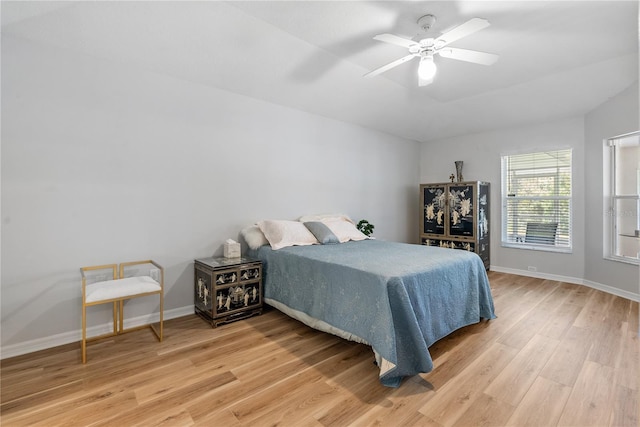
(364, 14, 499, 87)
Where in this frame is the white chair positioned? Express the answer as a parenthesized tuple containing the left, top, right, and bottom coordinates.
(81, 260, 164, 363)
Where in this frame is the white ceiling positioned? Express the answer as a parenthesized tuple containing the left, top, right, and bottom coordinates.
(2, 1, 638, 143)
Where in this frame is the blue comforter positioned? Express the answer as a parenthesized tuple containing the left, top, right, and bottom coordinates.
(248, 239, 495, 387)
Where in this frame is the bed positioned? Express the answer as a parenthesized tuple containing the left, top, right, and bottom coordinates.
(244, 220, 495, 387)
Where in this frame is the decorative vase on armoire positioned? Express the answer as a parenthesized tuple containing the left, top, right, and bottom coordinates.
(454, 161, 464, 182)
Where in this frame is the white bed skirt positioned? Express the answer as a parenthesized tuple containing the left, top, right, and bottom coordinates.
(264, 297, 396, 377)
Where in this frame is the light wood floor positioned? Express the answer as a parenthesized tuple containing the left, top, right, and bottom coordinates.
(1, 272, 638, 426)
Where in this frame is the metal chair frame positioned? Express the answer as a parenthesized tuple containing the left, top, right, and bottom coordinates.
(81, 260, 164, 363)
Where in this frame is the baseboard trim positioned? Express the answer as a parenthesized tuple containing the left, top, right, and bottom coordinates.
(0, 305, 195, 360)
(490, 265, 640, 302)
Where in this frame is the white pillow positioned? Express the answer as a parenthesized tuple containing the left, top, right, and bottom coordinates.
(257, 220, 319, 250)
(298, 213, 355, 224)
(321, 217, 368, 243)
(240, 225, 269, 250)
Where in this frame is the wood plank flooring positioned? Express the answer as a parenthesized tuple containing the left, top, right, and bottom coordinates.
(1, 272, 638, 426)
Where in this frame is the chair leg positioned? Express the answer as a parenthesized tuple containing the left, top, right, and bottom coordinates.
(112, 301, 118, 335)
(159, 292, 164, 341)
(118, 300, 124, 334)
(82, 303, 87, 364)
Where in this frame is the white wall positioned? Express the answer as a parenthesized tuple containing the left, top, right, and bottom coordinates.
(584, 82, 639, 295)
(1, 36, 420, 353)
(419, 117, 586, 281)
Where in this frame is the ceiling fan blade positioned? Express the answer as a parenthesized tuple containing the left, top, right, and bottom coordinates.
(364, 54, 417, 78)
(373, 33, 418, 49)
(435, 18, 490, 47)
(438, 47, 498, 65)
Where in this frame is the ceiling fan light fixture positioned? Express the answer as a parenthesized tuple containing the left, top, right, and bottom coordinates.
(418, 56, 437, 80)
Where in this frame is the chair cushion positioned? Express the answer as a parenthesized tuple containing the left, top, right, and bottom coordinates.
(85, 276, 161, 303)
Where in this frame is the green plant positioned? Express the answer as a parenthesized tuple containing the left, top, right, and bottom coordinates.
(357, 219, 374, 237)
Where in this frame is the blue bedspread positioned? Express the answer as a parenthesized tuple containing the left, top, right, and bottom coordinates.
(248, 239, 495, 387)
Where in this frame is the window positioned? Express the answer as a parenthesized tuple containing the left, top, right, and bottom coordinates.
(501, 149, 572, 252)
(607, 131, 640, 264)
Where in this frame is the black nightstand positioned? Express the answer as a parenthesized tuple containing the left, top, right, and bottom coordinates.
(194, 257, 262, 327)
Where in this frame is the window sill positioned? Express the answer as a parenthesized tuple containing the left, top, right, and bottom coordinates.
(604, 255, 640, 266)
(502, 242, 573, 254)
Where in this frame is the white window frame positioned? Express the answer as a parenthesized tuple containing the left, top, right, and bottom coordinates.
(605, 131, 640, 265)
(501, 149, 572, 253)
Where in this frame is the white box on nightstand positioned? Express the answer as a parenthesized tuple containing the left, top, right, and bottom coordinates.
(224, 240, 241, 258)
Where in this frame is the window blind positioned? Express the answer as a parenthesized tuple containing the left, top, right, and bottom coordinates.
(501, 149, 572, 250)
